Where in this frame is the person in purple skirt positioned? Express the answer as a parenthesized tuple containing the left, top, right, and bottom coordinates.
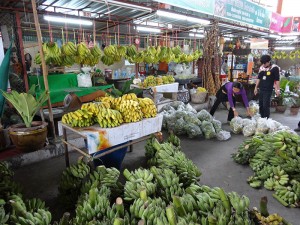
(210, 82, 251, 121)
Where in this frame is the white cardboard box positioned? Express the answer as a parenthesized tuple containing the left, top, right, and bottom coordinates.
(58, 115, 163, 154)
(130, 82, 179, 93)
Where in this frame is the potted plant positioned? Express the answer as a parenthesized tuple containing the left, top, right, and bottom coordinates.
(0, 85, 49, 152)
(274, 89, 287, 113)
(284, 92, 300, 116)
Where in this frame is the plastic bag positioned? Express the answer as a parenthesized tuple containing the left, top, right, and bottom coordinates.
(197, 109, 213, 122)
(242, 118, 253, 127)
(243, 121, 257, 137)
(249, 100, 259, 115)
(165, 112, 177, 132)
(177, 104, 186, 112)
(230, 117, 244, 134)
(266, 119, 277, 133)
(175, 111, 187, 119)
(160, 104, 175, 113)
(255, 118, 269, 134)
(169, 101, 185, 110)
(201, 121, 216, 139)
(185, 103, 197, 114)
(174, 118, 186, 135)
(212, 119, 222, 133)
(216, 130, 231, 141)
(185, 123, 203, 138)
(183, 112, 202, 126)
(77, 73, 92, 87)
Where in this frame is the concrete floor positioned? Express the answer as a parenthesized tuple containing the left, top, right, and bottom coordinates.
(13, 106, 299, 224)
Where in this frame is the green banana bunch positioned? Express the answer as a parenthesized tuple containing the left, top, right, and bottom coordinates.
(61, 55, 75, 67)
(77, 42, 90, 59)
(90, 45, 102, 57)
(101, 55, 115, 66)
(247, 176, 262, 188)
(61, 41, 77, 56)
(123, 169, 156, 201)
(228, 192, 250, 215)
(10, 198, 52, 225)
(0, 163, 22, 200)
(103, 45, 117, 57)
(273, 185, 298, 207)
(150, 167, 184, 202)
(145, 137, 157, 159)
(62, 109, 95, 127)
(43, 42, 62, 66)
(172, 45, 182, 56)
(74, 187, 111, 225)
(25, 198, 46, 212)
(0, 199, 9, 225)
(0, 162, 13, 178)
(166, 133, 181, 148)
(126, 45, 137, 58)
(69, 158, 91, 179)
(173, 151, 201, 187)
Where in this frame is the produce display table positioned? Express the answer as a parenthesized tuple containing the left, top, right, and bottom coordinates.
(130, 83, 179, 106)
(58, 115, 163, 168)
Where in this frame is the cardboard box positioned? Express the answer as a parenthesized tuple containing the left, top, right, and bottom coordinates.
(58, 115, 163, 154)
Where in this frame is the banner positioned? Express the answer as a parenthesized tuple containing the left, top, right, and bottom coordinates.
(214, 0, 271, 29)
(270, 12, 293, 33)
(154, 0, 215, 15)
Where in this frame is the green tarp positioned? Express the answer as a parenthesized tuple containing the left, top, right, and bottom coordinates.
(0, 44, 12, 117)
(28, 73, 112, 104)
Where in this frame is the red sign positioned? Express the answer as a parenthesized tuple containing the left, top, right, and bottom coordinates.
(270, 12, 292, 33)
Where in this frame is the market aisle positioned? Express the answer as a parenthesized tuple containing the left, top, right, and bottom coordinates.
(13, 107, 299, 223)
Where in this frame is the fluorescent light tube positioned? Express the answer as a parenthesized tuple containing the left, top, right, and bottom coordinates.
(157, 10, 210, 25)
(268, 34, 281, 39)
(224, 37, 232, 41)
(189, 33, 204, 38)
(136, 26, 161, 33)
(91, 0, 152, 12)
(44, 15, 93, 25)
(280, 36, 298, 40)
(190, 28, 204, 33)
(274, 46, 295, 50)
(244, 40, 251, 43)
(133, 20, 164, 27)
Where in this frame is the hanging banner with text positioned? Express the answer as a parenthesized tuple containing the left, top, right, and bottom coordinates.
(153, 0, 215, 15)
(214, 0, 271, 29)
(270, 12, 293, 33)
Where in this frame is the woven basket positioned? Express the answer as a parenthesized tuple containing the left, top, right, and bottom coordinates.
(191, 92, 207, 104)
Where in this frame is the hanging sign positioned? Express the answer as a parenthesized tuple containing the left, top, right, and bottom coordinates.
(214, 0, 271, 29)
(153, 0, 215, 15)
(270, 12, 293, 33)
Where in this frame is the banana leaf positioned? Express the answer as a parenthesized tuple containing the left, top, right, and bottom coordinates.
(0, 85, 48, 128)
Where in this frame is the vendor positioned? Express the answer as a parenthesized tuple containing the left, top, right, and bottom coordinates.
(210, 82, 250, 121)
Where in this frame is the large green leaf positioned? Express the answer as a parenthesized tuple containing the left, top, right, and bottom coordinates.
(0, 85, 48, 127)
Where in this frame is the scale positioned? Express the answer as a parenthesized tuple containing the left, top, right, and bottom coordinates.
(63, 88, 82, 112)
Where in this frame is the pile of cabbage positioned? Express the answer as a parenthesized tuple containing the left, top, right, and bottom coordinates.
(160, 101, 230, 140)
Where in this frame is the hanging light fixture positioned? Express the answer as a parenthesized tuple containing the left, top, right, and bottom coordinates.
(44, 15, 93, 25)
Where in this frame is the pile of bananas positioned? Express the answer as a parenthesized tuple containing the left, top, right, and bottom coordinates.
(96, 107, 123, 128)
(141, 75, 175, 88)
(254, 212, 285, 225)
(61, 109, 94, 127)
(123, 168, 156, 201)
(9, 195, 52, 225)
(0, 199, 8, 224)
(119, 100, 143, 123)
(43, 42, 62, 66)
(233, 130, 300, 207)
(137, 97, 157, 118)
(147, 137, 201, 187)
(101, 45, 127, 65)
